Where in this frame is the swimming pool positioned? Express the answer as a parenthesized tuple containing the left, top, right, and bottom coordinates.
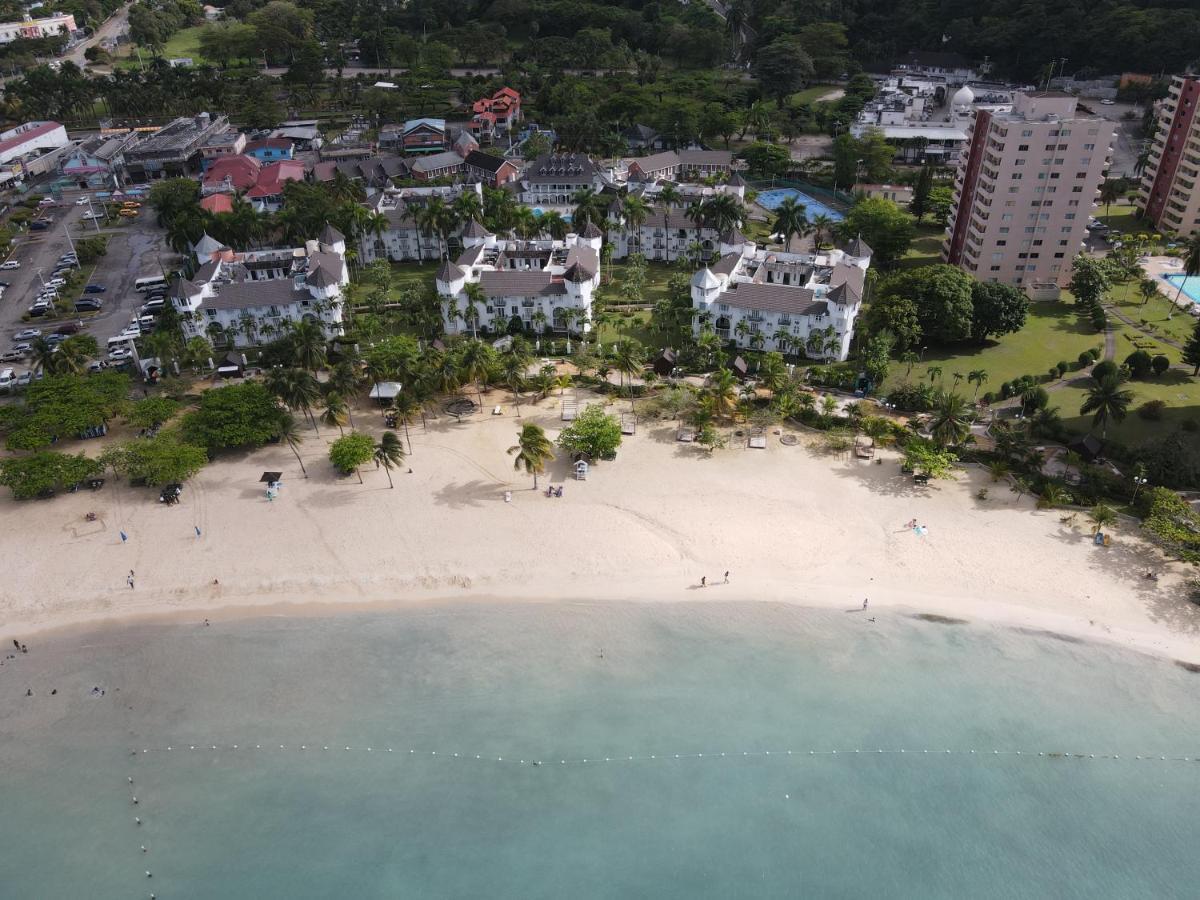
(756, 188, 845, 222)
(1164, 274, 1200, 303)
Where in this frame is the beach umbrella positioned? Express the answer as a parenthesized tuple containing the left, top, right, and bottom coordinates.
(260, 471, 283, 483)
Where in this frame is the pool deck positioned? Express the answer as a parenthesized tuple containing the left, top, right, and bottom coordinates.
(1141, 255, 1200, 315)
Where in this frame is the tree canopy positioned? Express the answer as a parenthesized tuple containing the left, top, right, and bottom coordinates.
(182, 383, 284, 451)
(557, 405, 622, 460)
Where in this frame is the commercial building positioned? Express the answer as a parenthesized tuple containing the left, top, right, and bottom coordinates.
(1138, 75, 1200, 235)
(470, 87, 521, 143)
(123, 113, 230, 181)
(356, 184, 483, 264)
(379, 118, 448, 154)
(690, 240, 872, 362)
(942, 91, 1114, 287)
(626, 149, 736, 182)
(0, 120, 69, 183)
(516, 153, 601, 207)
(174, 227, 348, 349)
(0, 13, 76, 43)
(463, 150, 520, 187)
(61, 131, 140, 187)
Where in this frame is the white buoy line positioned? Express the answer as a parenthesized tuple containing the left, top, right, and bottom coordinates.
(129, 744, 1200, 768)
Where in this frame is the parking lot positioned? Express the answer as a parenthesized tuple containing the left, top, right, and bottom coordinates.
(0, 193, 171, 376)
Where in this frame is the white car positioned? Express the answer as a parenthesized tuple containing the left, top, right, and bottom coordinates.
(14, 328, 41, 340)
(1100, 99, 1115, 106)
(0, 260, 20, 270)
(81, 212, 103, 221)
(75, 197, 90, 206)
(46, 278, 67, 288)
(107, 347, 132, 360)
(0, 368, 13, 389)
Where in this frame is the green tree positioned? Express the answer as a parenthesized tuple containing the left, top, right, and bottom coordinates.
(1182, 320, 1200, 376)
(126, 396, 181, 429)
(736, 141, 791, 179)
(181, 383, 283, 451)
(1089, 503, 1117, 535)
(508, 423, 555, 489)
(839, 197, 915, 266)
(328, 431, 375, 483)
(928, 391, 972, 447)
(100, 433, 208, 485)
(275, 412, 307, 478)
(373, 431, 405, 488)
(910, 162, 934, 222)
(903, 438, 958, 479)
(862, 329, 895, 386)
(557, 405, 622, 459)
(970, 281, 1029, 341)
(320, 390, 349, 436)
(0, 451, 101, 499)
(1080, 375, 1133, 438)
(877, 265, 974, 344)
(753, 36, 814, 107)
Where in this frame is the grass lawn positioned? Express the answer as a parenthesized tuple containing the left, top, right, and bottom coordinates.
(1107, 277, 1196, 349)
(595, 310, 660, 349)
(597, 260, 679, 306)
(1056, 373, 1200, 450)
(882, 298, 1104, 394)
(115, 26, 213, 69)
(788, 84, 838, 107)
(894, 222, 945, 270)
(389, 261, 438, 290)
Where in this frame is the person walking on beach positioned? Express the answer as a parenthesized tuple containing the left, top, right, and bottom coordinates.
(862, 598, 869, 610)
(194, 525, 201, 538)
(700, 576, 706, 588)
(127, 573, 135, 590)
(724, 571, 730, 584)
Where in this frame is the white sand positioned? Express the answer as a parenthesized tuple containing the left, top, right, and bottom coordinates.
(2, 388, 1197, 661)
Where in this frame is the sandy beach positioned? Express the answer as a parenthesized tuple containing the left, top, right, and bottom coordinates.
(1, 386, 1197, 661)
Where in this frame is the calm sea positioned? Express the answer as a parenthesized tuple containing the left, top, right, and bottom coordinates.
(1, 601, 1198, 898)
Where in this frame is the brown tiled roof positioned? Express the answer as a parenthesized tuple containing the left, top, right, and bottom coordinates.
(464, 150, 513, 174)
(678, 149, 733, 167)
(720, 282, 828, 317)
(202, 279, 302, 311)
(478, 270, 566, 297)
(710, 253, 741, 276)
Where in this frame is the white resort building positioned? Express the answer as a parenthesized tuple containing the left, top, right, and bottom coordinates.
(690, 238, 872, 362)
(357, 184, 484, 264)
(435, 226, 601, 335)
(174, 226, 349, 348)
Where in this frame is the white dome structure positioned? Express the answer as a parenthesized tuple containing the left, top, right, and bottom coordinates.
(951, 85, 975, 111)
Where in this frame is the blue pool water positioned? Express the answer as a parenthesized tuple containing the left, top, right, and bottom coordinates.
(756, 187, 845, 221)
(2, 602, 1200, 897)
(1164, 274, 1200, 303)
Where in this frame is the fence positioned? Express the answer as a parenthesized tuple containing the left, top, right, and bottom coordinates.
(746, 178, 855, 212)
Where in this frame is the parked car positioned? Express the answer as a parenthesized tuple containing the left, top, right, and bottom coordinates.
(83, 284, 106, 293)
(74, 299, 103, 312)
(81, 212, 103, 221)
(14, 328, 40, 340)
(27, 306, 48, 318)
(1100, 98, 1115, 105)
(87, 360, 108, 373)
(138, 315, 156, 330)
(44, 333, 66, 345)
(46, 278, 67, 288)
(75, 197, 90, 206)
(15, 372, 32, 387)
(11, 342, 32, 354)
(0, 368, 13, 389)
(38, 198, 56, 207)
(54, 322, 81, 335)
(58, 254, 77, 263)
(0, 281, 10, 288)
(0, 350, 26, 362)
(0, 260, 21, 270)
(107, 347, 132, 360)
(29, 221, 49, 231)
(122, 201, 142, 209)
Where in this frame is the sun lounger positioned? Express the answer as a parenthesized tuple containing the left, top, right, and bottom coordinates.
(676, 427, 695, 443)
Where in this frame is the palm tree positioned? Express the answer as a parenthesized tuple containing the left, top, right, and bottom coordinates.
(508, 423, 555, 489)
(1098, 178, 1121, 224)
(458, 339, 493, 410)
(771, 196, 809, 249)
(705, 367, 738, 419)
(928, 391, 971, 447)
(613, 338, 645, 406)
(321, 390, 349, 436)
(373, 431, 405, 488)
(387, 391, 421, 454)
(658, 182, 680, 208)
(1080, 374, 1132, 438)
(415, 197, 457, 259)
(286, 368, 322, 433)
(512, 205, 540, 239)
(276, 412, 308, 478)
(685, 198, 706, 232)
(927, 365, 943, 385)
(967, 369, 989, 400)
(621, 194, 650, 247)
(702, 194, 745, 236)
(571, 188, 605, 229)
(733, 318, 751, 347)
(771, 326, 792, 354)
(501, 351, 527, 415)
(1170, 234, 1200, 318)
(540, 210, 569, 240)
(1139, 277, 1159, 307)
(453, 190, 483, 225)
(327, 361, 360, 427)
(1088, 503, 1116, 535)
(810, 213, 834, 251)
(290, 319, 327, 372)
(1036, 483, 1070, 510)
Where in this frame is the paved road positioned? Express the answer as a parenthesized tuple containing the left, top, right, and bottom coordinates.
(64, 1, 134, 69)
(1, 193, 169, 376)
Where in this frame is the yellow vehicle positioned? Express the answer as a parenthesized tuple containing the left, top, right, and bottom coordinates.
(118, 208, 138, 218)
(121, 201, 141, 209)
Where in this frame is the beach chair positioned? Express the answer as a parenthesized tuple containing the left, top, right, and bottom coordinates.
(561, 399, 578, 421)
(747, 426, 766, 449)
(621, 414, 636, 435)
(676, 427, 696, 443)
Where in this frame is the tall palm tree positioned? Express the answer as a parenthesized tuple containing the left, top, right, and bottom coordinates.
(1139, 277, 1159, 307)
(461, 282, 485, 339)
(571, 188, 605, 229)
(1170, 234, 1200, 318)
(810, 213, 834, 251)
(321, 390, 349, 436)
(928, 391, 971, 447)
(373, 431, 405, 488)
(286, 369, 322, 433)
(1098, 178, 1121, 224)
(326, 361, 360, 428)
(276, 412, 308, 478)
(612, 338, 645, 406)
(501, 351, 527, 415)
(452, 190, 483, 225)
(507, 423, 555, 489)
(30, 337, 59, 376)
(658, 183, 680, 208)
(771, 326, 792, 354)
(702, 194, 745, 236)
(415, 197, 457, 259)
(289, 319, 328, 372)
(772, 196, 809, 249)
(388, 391, 421, 454)
(540, 210, 569, 240)
(512, 205, 540, 239)
(622, 194, 650, 248)
(967, 369, 989, 400)
(1080, 374, 1132, 438)
(458, 339, 493, 410)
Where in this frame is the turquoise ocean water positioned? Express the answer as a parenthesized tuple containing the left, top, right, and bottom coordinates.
(1, 601, 1198, 898)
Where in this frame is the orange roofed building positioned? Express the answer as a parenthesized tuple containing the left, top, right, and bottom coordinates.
(470, 87, 521, 143)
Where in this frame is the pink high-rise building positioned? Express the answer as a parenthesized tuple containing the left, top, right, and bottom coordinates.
(943, 91, 1114, 288)
(1138, 75, 1200, 236)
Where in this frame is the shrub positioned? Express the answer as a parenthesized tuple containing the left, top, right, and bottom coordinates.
(1089, 347, 1102, 360)
(1078, 351, 1093, 369)
(328, 432, 375, 476)
(884, 381, 933, 412)
(557, 405, 622, 459)
(1151, 354, 1171, 377)
(1137, 399, 1166, 421)
(1124, 350, 1153, 378)
(1056, 360, 1070, 376)
(1091, 359, 1118, 382)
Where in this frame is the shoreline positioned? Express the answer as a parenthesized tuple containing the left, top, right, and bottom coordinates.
(2, 390, 1197, 666)
(10, 573, 1200, 669)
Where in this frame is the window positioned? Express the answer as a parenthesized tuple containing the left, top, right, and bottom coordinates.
(1033, 239, 1043, 246)
(719, 303, 729, 312)
(1015, 158, 1026, 166)
(1059, 240, 1069, 246)
(1022, 129, 1033, 137)
(1072, 186, 1083, 192)
(1068, 199, 1080, 207)
(992, 253, 1004, 262)
(997, 240, 1007, 246)
(1009, 186, 1020, 193)
(1018, 144, 1030, 151)
(1054, 252, 1065, 258)
(1065, 213, 1076, 220)
(990, 265, 1001, 271)
(1083, 143, 1095, 151)
(999, 227, 1010, 234)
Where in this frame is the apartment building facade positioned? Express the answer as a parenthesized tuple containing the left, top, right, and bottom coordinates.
(943, 91, 1114, 287)
(1138, 75, 1200, 236)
